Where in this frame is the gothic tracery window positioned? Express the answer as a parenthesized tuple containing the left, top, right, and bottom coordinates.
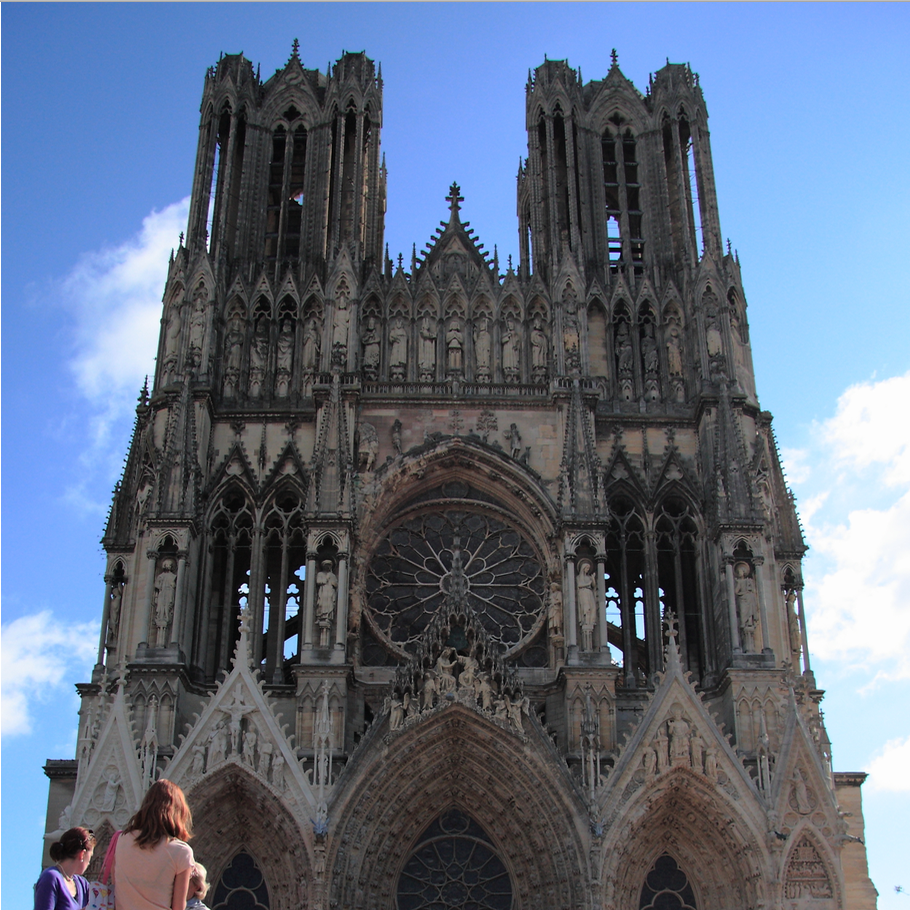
(639, 853, 698, 910)
(211, 851, 270, 910)
(365, 506, 545, 660)
(397, 810, 513, 910)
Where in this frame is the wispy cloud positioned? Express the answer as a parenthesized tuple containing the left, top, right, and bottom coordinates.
(866, 735, 910, 793)
(794, 370, 910, 682)
(1, 612, 98, 739)
(56, 198, 189, 512)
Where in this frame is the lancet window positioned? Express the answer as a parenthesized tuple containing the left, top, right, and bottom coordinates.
(656, 497, 704, 677)
(602, 118, 644, 272)
(204, 105, 246, 258)
(265, 111, 308, 264)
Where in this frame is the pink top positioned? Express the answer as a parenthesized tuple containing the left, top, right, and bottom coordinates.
(114, 831, 193, 910)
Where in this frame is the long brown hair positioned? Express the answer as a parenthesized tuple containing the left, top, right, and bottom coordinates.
(49, 827, 96, 862)
(123, 780, 193, 847)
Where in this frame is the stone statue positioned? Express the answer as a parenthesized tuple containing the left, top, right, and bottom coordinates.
(641, 322, 659, 374)
(446, 320, 464, 373)
(188, 293, 208, 366)
(615, 322, 633, 375)
(502, 317, 520, 382)
(733, 563, 758, 640)
(391, 418, 403, 456)
(107, 583, 123, 645)
(153, 558, 177, 647)
(690, 733, 705, 774)
(548, 580, 564, 637)
(418, 316, 436, 381)
(274, 316, 294, 397)
(741, 613, 758, 653)
(361, 316, 380, 378)
(331, 292, 350, 363)
(389, 316, 408, 380)
(786, 590, 801, 655)
(222, 312, 245, 397)
(457, 653, 479, 691)
(102, 773, 121, 813)
(162, 305, 182, 384)
(242, 728, 257, 767)
(435, 648, 458, 695)
(421, 672, 438, 710)
(208, 721, 228, 766)
(643, 748, 657, 778)
(531, 315, 548, 378)
(505, 423, 522, 460)
(706, 308, 723, 358)
(655, 726, 670, 774)
(474, 315, 492, 379)
(477, 673, 495, 712)
(389, 697, 404, 731)
(271, 750, 286, 790)
(258, 740, 273, 779)
(302, 318, 320, 373)
(222, 690, 256, 755)
(704, 742, 718, 781)
(248, 317, 269, 398)
(668, 706, 691, 765)
(316, 561, 338, 646)
(191, 743, 206, 778)
(666, 323, 683, 376)
(576, 561, 597, 649)
(358, 422, 379, 472)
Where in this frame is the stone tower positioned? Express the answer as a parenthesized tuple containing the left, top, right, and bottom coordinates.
(44, 46, 878, 910)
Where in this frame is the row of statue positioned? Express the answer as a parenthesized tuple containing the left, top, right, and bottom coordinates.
(386, 646, 530, 735)
(639, 705, 720, 781)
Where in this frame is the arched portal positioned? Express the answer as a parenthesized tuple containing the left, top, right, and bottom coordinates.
(187, 766, 311, 910)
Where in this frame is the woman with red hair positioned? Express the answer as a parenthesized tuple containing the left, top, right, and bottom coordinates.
(115, 780, 195, 910)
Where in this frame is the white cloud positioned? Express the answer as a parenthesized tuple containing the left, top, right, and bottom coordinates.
(780, 446, 811, 485)
(795, 371, 910, 682)
(865, 735, 910, 793)
(55, 198, 190, 512)
(1, 611, 98, 738)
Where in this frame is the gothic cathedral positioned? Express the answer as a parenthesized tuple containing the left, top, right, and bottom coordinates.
(44, 46, 878, 910)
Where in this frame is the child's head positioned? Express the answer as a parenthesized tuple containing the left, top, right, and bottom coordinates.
(190, 862, 209, 899)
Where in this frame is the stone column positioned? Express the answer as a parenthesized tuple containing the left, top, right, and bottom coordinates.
(96, 576, 114, 667)
(142, 549, 158, 647)
(725, 559, 742, 652)
(752, 556, 772, 656)
(564, 555, 578, 654)
(170, 550, 188, 649)
(595, 553, 608, 652)
(335, 553, 349, 651)
(302, 551, 318, 651)
(796, 586, 811, 674)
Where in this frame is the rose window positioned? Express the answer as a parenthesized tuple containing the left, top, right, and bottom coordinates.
(365, 509, 545, 657)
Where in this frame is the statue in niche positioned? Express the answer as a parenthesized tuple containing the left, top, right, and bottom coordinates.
(248, 317, 269, 398)
(615, 322, 633, 376)
(690, 732, 705, 774)
(734, 562, 758, 645)
(504, 423, 522, 459)
(666, 322, 683, 376)
(474, 315, 492, 380)
(391, 418, 403, 455)
(357, 422, 378, 472)
(421, 671, 438, 710)
(331, 290, 350, 365)
(161, 305, 182, 385)
(531, 314, 549, 380)
(502, 317, 521, 382)
(389, 316, 408, 380)
(418, 315, 436, 381)
(102, 772, 121, 813)
(576, 561, 597, 650)
(643, 748, 657, 778)
(188, 290, 208, 368)
(316, 561, 338, 647)
(446, 319, 464, 373)
(274, 316, 294, 397)
(668, 706, 691, 765)
(107, 583, 123, 646)
(548, 579, 564, 637)
(786, 590, 802, 655)
(641, 323, 659, 374)
(741, 612, 758, 653)
(222, 312, 245, 397)
(153, 558, 177, 647)
(271, 750, 286, 791)
(655, 726, 670, 773)
(302, 317, 320, 373)
(791, 769, 813, 814)
(361, 316, 380, 379)
(704, 742, 718, 781)
(706, 306, 723, 358)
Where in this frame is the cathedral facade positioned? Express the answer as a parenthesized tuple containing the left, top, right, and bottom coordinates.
(44, 46, 878, 910)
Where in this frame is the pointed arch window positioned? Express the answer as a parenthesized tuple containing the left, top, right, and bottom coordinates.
(639, 853, 698, 910)
(602, 118, 645, 273)
(265, 119, 308, 263)
(397, 809, 513, 910)
(211, 851, 270, 910)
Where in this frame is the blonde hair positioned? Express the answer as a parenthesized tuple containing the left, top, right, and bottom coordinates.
(190, 862, 209, 899)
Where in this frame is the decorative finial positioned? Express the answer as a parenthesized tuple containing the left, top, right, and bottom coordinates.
(508, 254, 514, 272)
(446, 181, 464, 220)
(611, 48, 618, 67)
(397, 252, 404, 271)
(727, 238, 732, 255)
(178, 231, 184, 247)
(291, 38, 300, 61)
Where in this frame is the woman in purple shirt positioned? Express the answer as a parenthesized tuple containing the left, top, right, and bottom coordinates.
(35, 827, 96, 910)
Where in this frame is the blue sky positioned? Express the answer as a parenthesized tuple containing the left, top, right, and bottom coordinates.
(3, 3, 909, 907)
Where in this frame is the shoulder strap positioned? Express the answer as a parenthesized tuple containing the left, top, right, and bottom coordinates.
(101, 831, 121, 885)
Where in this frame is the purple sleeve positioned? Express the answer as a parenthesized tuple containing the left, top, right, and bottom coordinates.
(33, 868, 61, 910)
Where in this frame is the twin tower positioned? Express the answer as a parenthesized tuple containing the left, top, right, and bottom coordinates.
(45, 45, 877, 910)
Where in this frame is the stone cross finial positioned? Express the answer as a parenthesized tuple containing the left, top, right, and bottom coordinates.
(291, 38, 300, 60)
(611, 49, 619, 67)
(447, 182, 464, 219)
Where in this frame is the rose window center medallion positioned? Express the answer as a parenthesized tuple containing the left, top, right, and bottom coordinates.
(366, 509, 545, 656)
